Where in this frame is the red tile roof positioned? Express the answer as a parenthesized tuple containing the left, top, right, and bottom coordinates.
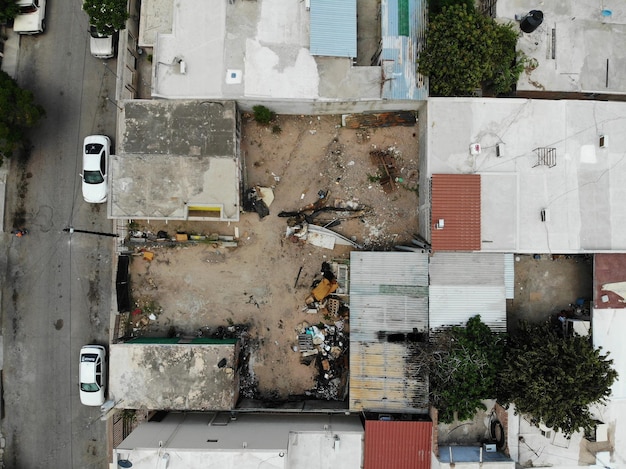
(364, 420, 433, 469)
(594, 253, 626, 309)
(431, 174, 481, 251)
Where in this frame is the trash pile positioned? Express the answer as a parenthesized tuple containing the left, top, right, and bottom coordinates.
(243, 186, 274, 219)
(128, 230, 238, 248)
(281, 190, 366, 250)
(294, 262, 350, 400)
(296, 319, 349, 400)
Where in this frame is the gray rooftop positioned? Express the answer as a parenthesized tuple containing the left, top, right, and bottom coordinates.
(421, 98, 626, 254)
(496, 0, 626, 94)
(114, 412, 364, 469)
(110, 100, 240, 221)
(138, 0, 427, 108)
(109, 341, 239, 410)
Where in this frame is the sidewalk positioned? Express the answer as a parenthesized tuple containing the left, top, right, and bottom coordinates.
(0, 27, 19, 233)
(1, 26, 19, 78)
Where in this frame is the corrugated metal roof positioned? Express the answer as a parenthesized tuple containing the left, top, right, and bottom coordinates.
(429, 285, 507, 332)
(350, 252, 429, 341)
(429, 252, 505, 285)
(350, 342, 429, 411)
(350, 252, 430, 411)
(309, 0, 357, 58)
(431, 174, 481, 251)
(504, 253, 514, 299)
(381, 0, 429, 100)
(364, 420, 432, 469)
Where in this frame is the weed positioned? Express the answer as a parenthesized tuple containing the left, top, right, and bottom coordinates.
(367, 173, 381, 183)
(271, 124, 282, 134)
(252, 105, 276, 125)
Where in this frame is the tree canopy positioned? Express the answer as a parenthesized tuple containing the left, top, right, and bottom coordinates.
(0, 0, 20, 24)
(83, 0, 128, 35)
(418, 4, 524, 96)
(0, 70, 45, 161)
(430, 315, 505, 423)
(499, 321, 618, 436)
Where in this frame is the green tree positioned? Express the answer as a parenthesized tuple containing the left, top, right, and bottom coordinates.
(418, 4, 524, 96)
(430, 315, 505, 423)
(499, 321, 617, 437)
(0, 70, 45, 160)
(83, 0, 128, 35)
(0, 0, 20, 24)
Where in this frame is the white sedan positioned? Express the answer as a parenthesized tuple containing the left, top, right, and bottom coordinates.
(81, 135, 110, 203)
(79, 345, 106, 406)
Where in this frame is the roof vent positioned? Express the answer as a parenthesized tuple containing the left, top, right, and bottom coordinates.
(435, 219, 445, 230)
(599, 135, 608, 148)
(541, 209, 550, 222)
(495, 143, 504, 157)
(470, 143, 481, 155)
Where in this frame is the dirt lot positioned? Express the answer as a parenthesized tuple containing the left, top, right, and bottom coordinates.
(125, 114, 420, 402)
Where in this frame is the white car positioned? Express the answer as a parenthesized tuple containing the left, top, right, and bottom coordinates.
(79, 345, 106, 406)
(13, 0, 46, 34)
(81, 135, 110, 203)
(89, 26, 115, 59)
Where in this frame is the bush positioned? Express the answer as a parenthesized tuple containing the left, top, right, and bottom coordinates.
(418, 5, 524, 96)
(252, 105, 276, 125)
(430, 315, 505, 422)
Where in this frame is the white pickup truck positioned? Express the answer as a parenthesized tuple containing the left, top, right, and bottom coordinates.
(13, 0, 46, 34)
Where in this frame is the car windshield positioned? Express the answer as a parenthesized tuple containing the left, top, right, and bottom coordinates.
(84, 170, 104, 184)
(81, 382, 100, 392)
(85, 143, 104, 155)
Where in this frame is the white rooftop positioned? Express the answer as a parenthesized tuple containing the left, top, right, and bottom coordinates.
(142, 0, 384, 106)
(113, 412, 364, 469)
(422, 98, 626, 253)
(495, 0, 626, 94)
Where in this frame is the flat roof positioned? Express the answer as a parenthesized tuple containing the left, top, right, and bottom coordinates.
(114, 413, 364, 469)
(110, 100, 240, 221)
(423, 98, 626, 253)
(109, 342, 239, 410)
(141, 0, 426, 103)
(496, 0, 626, 94)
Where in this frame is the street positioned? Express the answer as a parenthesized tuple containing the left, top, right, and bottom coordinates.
(1, 0, 117, 467)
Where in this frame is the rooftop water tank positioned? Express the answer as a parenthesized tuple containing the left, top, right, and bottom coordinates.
(520, 10, 543, 33)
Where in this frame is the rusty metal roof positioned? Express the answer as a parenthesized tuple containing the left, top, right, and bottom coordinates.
(364, 420, 432, 469)
(431, 174, 481, 251)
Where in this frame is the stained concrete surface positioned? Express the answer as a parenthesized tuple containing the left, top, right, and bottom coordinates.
(508, 254, 594, 331)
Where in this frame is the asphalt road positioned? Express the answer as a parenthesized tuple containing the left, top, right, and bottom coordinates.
(1, 0, 117, 467)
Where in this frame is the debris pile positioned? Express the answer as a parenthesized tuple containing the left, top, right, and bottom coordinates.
(128, 230, 238, 248)
(295, 320, 349, 400)
(370, 149, 399, 193)
(243, 186, 274, 219)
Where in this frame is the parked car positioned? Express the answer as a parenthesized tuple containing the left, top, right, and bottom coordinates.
(79, 345, 106, 406)
(13, 0, 46, 34)
(81, 135, 110, 203)
(89, 25, 115, 59)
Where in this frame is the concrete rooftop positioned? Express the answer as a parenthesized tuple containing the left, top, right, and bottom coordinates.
(110, 100, 240, 221)
(496, 0, 626, 95)
(138, 0, 426, 111)
(420, 98, 626, 254)
(114, 412, 364, 469)
(109, 340, 239, 410)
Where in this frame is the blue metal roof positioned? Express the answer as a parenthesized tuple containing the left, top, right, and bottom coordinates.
(381, 0, 429, 99)
(309, 0, 357, 58)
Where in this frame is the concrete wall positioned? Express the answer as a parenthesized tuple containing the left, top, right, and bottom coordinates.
(235, 97, 422, 116)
